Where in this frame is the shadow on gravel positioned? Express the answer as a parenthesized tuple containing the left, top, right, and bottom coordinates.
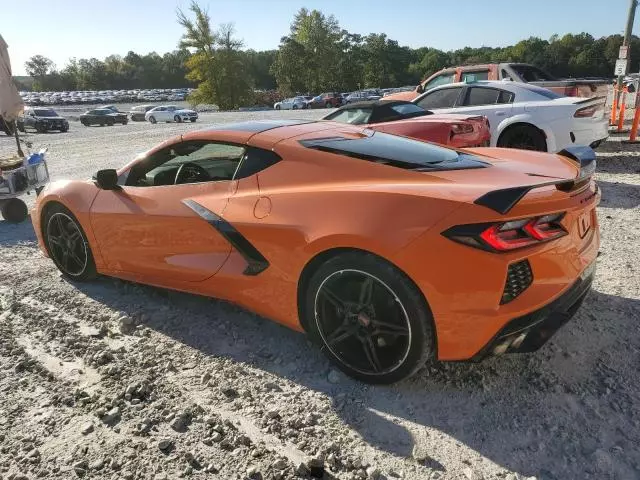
(74, 275, 640, 480)
(0, 218, 37, 246)
(598, 180, 640, 209)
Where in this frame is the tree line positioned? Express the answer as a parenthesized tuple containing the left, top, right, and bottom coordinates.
(21, 1, 636, 109)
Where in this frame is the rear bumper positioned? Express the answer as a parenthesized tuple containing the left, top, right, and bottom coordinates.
(470, 260, 595, 360)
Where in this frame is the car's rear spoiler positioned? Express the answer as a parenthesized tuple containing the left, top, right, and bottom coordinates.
(474, 146, 596, 214)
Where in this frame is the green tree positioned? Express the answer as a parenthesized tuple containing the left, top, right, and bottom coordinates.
(178, 1, 251, 109)
(24, 55, 55, 90)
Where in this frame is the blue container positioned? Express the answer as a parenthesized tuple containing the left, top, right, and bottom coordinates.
(27, 153, 43, 165)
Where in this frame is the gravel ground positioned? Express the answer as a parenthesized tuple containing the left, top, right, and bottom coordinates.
(0, 116, 639, 480)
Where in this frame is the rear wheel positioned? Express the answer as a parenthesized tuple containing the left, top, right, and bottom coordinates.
(174, 115, 182, 123)
(304, 252, 435, 384)
(497, 125, 547, 152)
(190, 118, 197, 123)
(106, 118, 114, 126)
(43, 204, 97, 281)
(0, 198, 28, 223)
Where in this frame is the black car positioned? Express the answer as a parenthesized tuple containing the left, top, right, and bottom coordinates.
(129, 105, 155, 121)
(18, 108, 69, 133)
(80, 108, 128, 126)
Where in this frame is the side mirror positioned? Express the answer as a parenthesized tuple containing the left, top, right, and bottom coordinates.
(95, 169, 120, 190)
(416, 84, 424, 94)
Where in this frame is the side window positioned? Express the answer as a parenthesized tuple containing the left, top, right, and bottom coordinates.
(126, 141, 246, 187)
(423, 74, 454, 91)
(234, 147, 282, 179)
(461, 70, 490, 82)
(465, 87, 501, 106)
(498, 90, 514, 104)
(501, 69, 513, 81)
(416, 87, 463, 109)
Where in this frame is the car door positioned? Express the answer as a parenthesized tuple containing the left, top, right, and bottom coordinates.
(89, 140, 248, 283)
(440, 86, 515, 131)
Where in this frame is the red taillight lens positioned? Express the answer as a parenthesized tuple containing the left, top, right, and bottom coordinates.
(574, 106, 596, 118)
(451, 123, 474, 135)
(443, 213, 567, 252)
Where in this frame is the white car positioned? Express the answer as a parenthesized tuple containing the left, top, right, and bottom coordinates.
(145, 105, 198, 124)
(413, 80, 608, 152)
(274, 97, 307, 110)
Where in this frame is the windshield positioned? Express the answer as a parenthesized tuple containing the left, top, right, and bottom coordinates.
(324, 108, 372, 125)
(34, 109, 58, 117)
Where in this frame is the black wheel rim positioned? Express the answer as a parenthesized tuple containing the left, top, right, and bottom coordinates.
(47, 213, 88, 276)
(314, 269, 412, 375)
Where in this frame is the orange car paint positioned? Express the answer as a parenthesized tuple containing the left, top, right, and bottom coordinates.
(32, 122, 600, 360)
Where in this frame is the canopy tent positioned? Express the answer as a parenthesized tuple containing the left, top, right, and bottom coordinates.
(0, 34, 25, 156)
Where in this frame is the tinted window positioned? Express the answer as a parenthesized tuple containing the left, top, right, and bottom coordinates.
(465, 87, 501, 106)
(416, 87, 462, 109)
(423, 74, 455, 91)
(390, 103, 425, 115)
(234, 147, 282, 179)
(300, 131, 461, 168)
(498, 90, 515, 103)
(324, 108, 373, 125)
(461, 70, 489, 82)
(511, 65, 556, 82)
(34, 109, 57, 117)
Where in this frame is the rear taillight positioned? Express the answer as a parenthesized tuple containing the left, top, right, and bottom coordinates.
(574, 106, 596, 118)
(451, 123, 474, 135)
(443, 213, 567, 252)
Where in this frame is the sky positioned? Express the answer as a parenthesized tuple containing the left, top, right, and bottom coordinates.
(3, 0, 637, 75)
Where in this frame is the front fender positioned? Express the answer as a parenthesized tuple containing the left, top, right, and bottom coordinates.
(34, 179, 105, 268)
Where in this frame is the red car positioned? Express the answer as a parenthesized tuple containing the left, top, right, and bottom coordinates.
(307, 92, 343, 109)
(322, 100, 490, 148)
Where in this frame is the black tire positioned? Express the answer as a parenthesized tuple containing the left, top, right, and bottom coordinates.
(304, 251, 435, 384)
(0, 198, 28, 223)
(190, 118, 196, 122)
(497, 124, 547, 152)
(36, 123, 47, 133)
(275, 105, 281, 110)
(81, 119, 89, 126)
(149, 116, 157, 124)
(292, 105, 298, 110)
(122, 119, 128, 125)
(107, 119, 114, 126)
(60, 126, 68, 133)
(174, 115, 182, 123)
(17, 122, 25, 133)
(325, 102, 332, 108)
(42, 203, 98, 281)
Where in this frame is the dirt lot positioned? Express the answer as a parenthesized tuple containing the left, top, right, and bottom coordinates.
(0, 115, 639, 480)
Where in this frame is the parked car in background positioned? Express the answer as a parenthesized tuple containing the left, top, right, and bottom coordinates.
(145, 105, 198, 123)
(307, 92, 343, 108)
(387, 63, 610, 101)
(274, 97, 307, 110)
(129, 105, 156, 122)
(80, 108, 128, 126)
(344, 90, 383, 104)
(18, 107, 69, 133)
(323, 100, 490, 148)
(413, 80, 608, 152)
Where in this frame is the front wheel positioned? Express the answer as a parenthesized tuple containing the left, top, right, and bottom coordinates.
(43, 204, 97, 281)
(304, 252, 435, 384)
(275, 105, 281, 110)
(174, 115, 182, 123)
(149, 116, 156, 124)
(190, 118, 197, 123)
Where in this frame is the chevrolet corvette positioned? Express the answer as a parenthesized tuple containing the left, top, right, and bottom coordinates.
(32, 120, 600, 383)
(322, 100, 490, 148)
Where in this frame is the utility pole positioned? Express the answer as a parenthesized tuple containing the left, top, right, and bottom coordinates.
(616, 0, 638, 92)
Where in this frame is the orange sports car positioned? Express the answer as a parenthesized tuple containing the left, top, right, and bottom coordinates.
(322, 100, 490, 148)
(31, 120, 600, 384)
